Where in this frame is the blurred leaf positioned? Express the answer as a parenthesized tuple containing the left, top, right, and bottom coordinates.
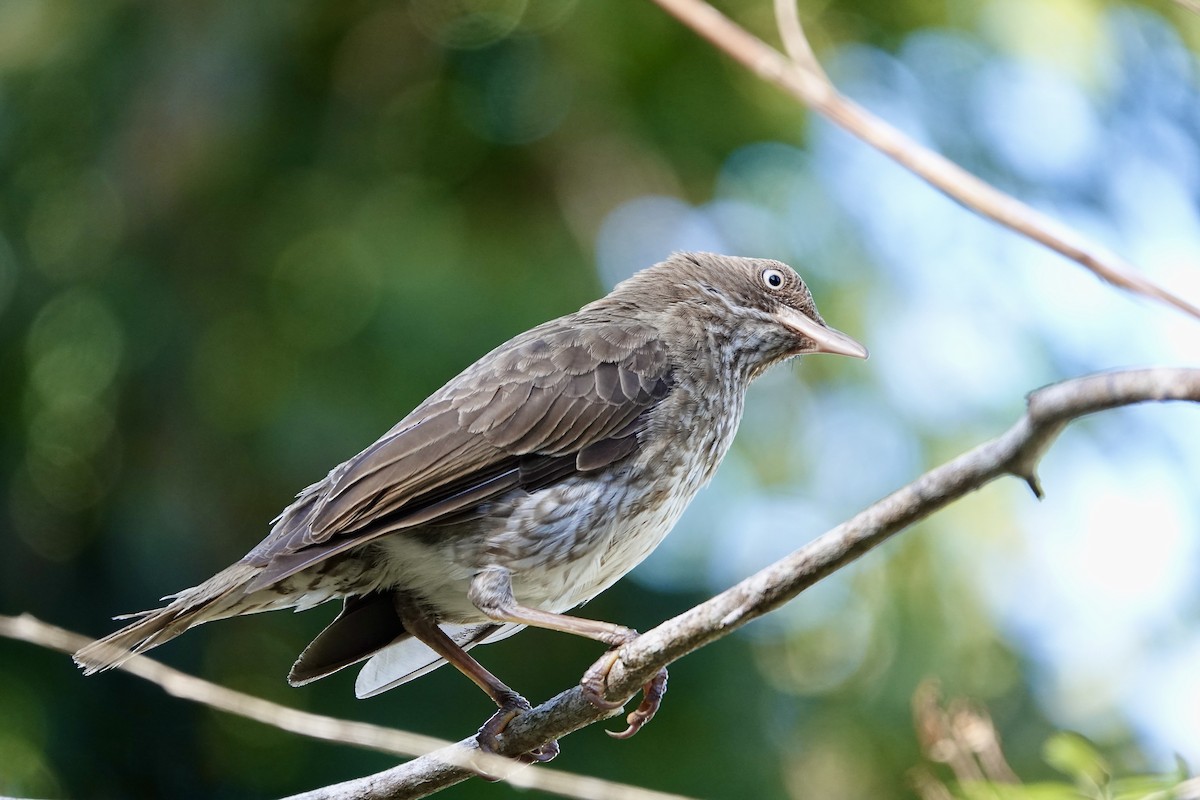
(1043, 732, 1112, 790)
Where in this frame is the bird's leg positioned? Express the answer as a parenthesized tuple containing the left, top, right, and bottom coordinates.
(469, 567, 669, 739)
(395, 600, 559, 765)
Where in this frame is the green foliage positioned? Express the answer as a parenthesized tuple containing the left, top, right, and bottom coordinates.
(928, 732, 1192, 800)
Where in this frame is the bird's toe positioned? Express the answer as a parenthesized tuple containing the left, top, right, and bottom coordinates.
(607, 667, 668, 739)
(580, 649, 627, 710)
(475, 694, 560, 770)
(582, 645, 670, 738)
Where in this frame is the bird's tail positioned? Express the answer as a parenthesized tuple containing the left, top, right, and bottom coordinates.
(73, 562, 263, 674)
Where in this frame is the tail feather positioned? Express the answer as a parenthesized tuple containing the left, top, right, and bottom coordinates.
(73, 562, 262, 674)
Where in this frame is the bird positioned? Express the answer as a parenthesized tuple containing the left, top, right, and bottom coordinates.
(75, 251, 867, 761)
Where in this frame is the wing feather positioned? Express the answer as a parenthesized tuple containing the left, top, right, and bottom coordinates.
(243, 318, 673, 588)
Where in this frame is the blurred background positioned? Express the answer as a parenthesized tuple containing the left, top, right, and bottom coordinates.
(2, 0, 1199, 797)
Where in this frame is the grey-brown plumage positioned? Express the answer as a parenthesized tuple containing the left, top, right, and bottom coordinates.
(75, 252, 866, 757)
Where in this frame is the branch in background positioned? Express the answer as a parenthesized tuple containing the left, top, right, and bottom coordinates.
(911, 680, 1019, 789)
(1175, 0, 1200, 15)
(652, 0, 1200, 321)
(910, 681, 1200, 799)
(0, 614, 693, 800)
(165, 367, 1200, 799)
(773, 0, 826, 81)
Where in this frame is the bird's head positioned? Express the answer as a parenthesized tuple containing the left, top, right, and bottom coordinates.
(612, 252, 867, 374)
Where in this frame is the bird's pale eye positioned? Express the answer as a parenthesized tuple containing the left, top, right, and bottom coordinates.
(761, 268, 785, 289)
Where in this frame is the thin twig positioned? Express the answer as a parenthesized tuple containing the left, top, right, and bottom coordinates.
(252, 367, 1200, 798)
(652, 0, 1200, 321)
(0, 614, 693, 800)
(1174, 0, 1200, 15)
(773, 0, 827, 81)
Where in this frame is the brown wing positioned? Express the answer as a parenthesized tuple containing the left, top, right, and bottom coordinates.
(242, 317, 673, 590)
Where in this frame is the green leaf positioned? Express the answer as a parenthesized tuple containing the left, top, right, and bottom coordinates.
(1043, 732, 1112, 789)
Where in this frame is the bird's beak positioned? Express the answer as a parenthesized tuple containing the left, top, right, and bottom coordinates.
(775, 306, 869, 359)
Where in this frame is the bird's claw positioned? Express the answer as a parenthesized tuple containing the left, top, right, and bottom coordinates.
(518, 738, 561, 764)
(581, 649, 627, 710)
(607, 667, 668, 739)
(581, 645, 669, 739)
(475, 694, 560, 775)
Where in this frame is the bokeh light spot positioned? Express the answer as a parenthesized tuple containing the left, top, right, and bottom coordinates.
(595, 196, 727, 288)
(0, 0, 73, 73)
(26, 289, 124, 405)
(410, 0, 527, 50)
(25, 171, 124, 281)
(269, 228, 381, 351)
(973, 59, 1100, 183)
(191, 311, 295, 432)
(452, 38, 572, 145)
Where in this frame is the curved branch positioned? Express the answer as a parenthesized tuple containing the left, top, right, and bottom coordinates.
(651, 0, 1200, 321)
(272, 367, 1200, 799)
(773, 0, 826, 81)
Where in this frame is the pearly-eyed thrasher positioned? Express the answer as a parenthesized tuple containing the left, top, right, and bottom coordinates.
(75, 252, 867, 760)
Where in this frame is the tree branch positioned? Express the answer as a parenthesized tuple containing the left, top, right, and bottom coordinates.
(269, 367, 1200, 798)
(8, 369, 1198, 797)
(650, 0, 1200, 321)
(773, 0, 826, 82)
(0, 614, 692, 800)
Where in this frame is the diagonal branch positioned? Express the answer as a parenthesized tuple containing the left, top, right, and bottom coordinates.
(0, 614, 693, 800)
(7, 370, 1199, 798)
(9, 369, 1198, 799)
(267, 367, 1200, 798)
(651, 0, 1200, 321)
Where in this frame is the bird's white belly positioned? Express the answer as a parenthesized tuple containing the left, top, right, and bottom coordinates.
(514, 483, 694, 612)
(369, 465, 702, 623)
(369, 391, 738, 624)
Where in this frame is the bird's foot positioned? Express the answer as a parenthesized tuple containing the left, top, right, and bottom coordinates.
(475, 693, 560, 771)
(608, 666, 668, 739)
(581, 644, 669, 739)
